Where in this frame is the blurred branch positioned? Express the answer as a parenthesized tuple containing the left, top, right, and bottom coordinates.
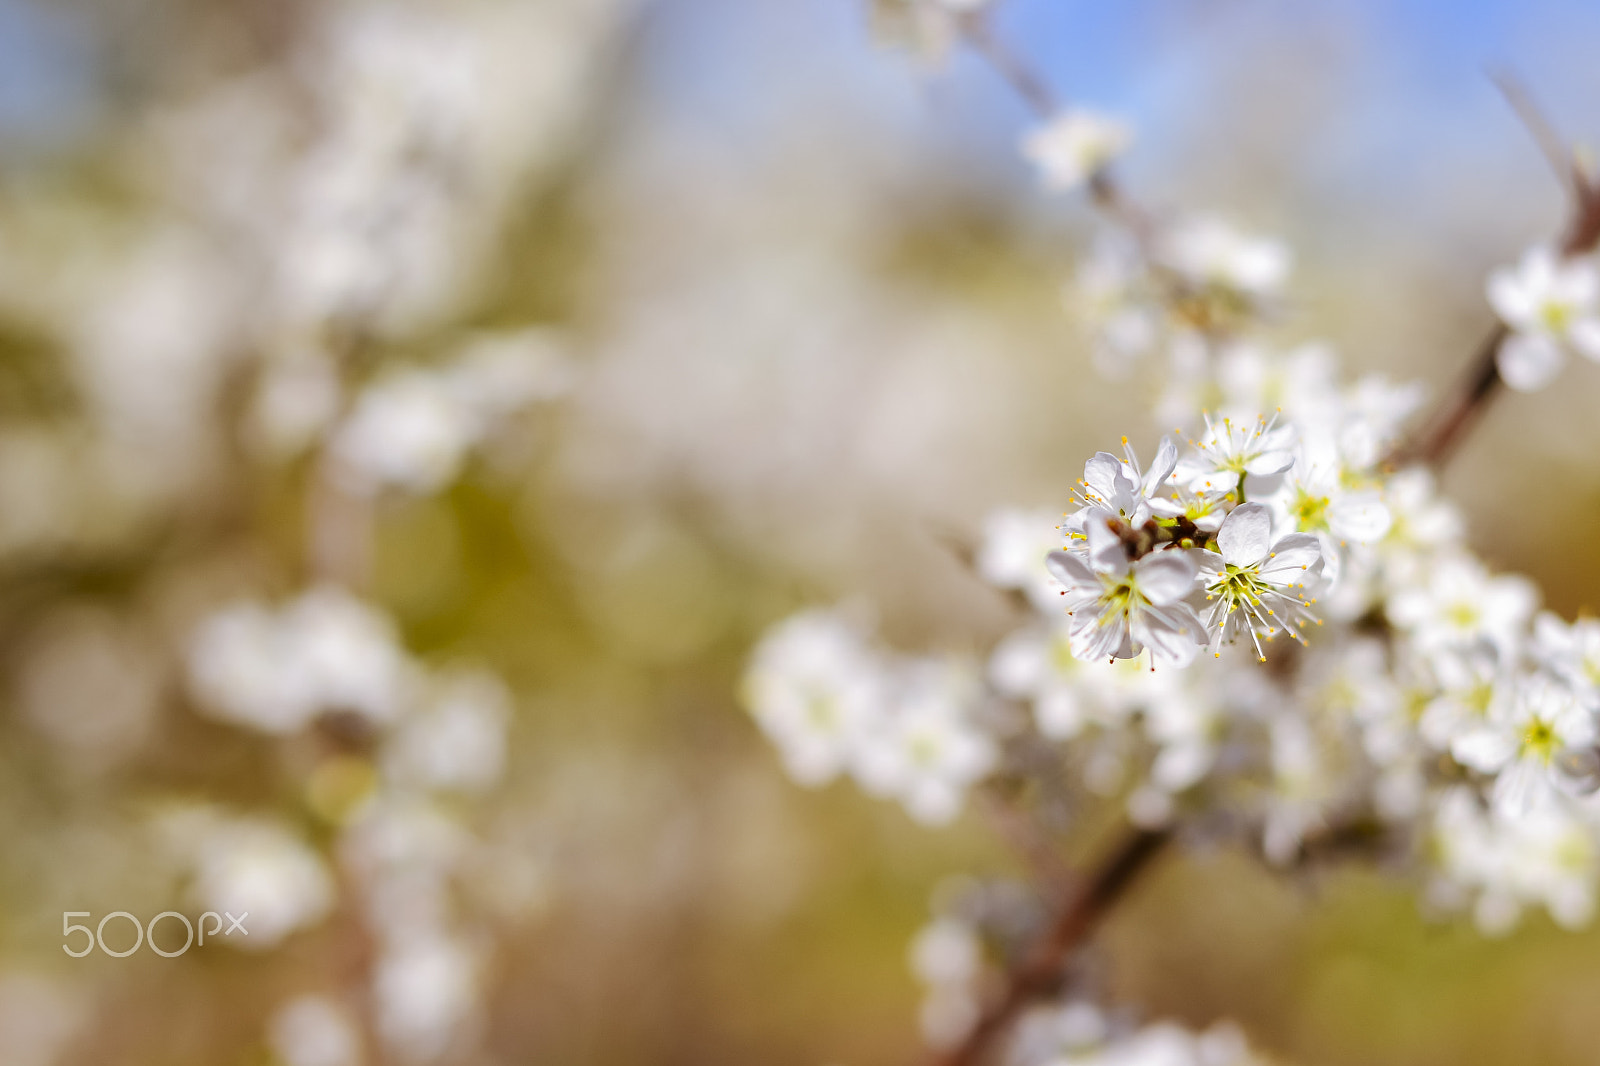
(1391, 74, 1600, 469)
(958, 12, 1152, 240)
(923, 825, 1172, 1066)
(1491, 70, 1588, 196)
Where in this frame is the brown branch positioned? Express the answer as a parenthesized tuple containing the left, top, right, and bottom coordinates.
(1392, 79, 1600, 469)
(924, 826, 1172, 1066)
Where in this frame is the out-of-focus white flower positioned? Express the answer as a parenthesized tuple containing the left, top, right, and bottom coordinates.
(1069, 235, 1160, 376)
(1487, 246, 1600, 391)
(1156, 216, 1291, 304)
(854, 661, 996, 825)
(1197, 503, 1323, 660)
(384, 671, 511, 793)
(247, 351, 343, 459)
(978, 508, 1067, 613)
(1021, 110, 1132, 192)
(374, 934, 481, 1063)
(1415, 647, 1515, 752)
(1433, 788, 1598, 934)
(1270, 431, 1390, 546)
(1386, 555, 1537, 657)
(742, 609, 886, 787)
(1533, 611, 1600, 702)
(909, 916, 982, 987)
(1380, 468, 1464, 563)
(269, 997, 362, 1066)
(171, 813, 335, 949)
(909, 915, 983, 1050)
(332, 369, 482, 495)
(188, 586, 410, 733)
(1451, 677, 1597, 815)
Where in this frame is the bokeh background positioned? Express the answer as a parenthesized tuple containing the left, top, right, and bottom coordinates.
(4, 0, 1600, 1064)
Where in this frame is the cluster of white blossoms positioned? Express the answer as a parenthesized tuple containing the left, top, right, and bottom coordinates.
(743, 60, 1600, 1060)
(185, 585, 514, 1061)
(743, 610, 997, 825)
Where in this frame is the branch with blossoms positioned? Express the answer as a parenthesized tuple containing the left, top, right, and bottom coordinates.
(744, 4, 1600, 1066)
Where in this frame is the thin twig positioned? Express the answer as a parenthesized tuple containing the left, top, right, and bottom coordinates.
(924, 827, 1172, 1066)
(1393, 76, 1600, 469)
(1491, 69, 1586, 197)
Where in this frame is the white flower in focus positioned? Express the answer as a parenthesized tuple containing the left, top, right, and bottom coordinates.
(1021, 109, 1132, 192)
(742, 610, 885, 787)
(269, 997, 361, 1066)
(853, 661, 996, 825)
(1180, 412, 1296, 499)
(1385, 555, 1537, 656)
(977, 508, 1066, 612)
(1487, 246, 1600, 391)
(1157, 216, 1291, 303)
(1072, 435, 1179, 529)
(1197, 503, 1323, 660)
(1452, 677, 1597, 815)
(1046, 522, 1203, 667)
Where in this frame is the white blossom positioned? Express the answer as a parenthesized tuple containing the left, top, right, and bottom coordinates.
(1487, 245, 1600, 391)
(1197, 503, 1323, 660)
(1046, 524, 1204, 667)
(1021, 110, 1132, 192)
(1451, 677, 1597, 815)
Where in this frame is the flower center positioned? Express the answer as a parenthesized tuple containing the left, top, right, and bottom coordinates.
(1542, 300, 1573, 334)
(1522, 717, 1559, 763)
(1291, 491, 1331, 531)
(1209, 563, 1270, 607)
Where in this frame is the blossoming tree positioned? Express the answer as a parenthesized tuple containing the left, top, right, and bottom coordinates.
(743, 3, 1600, 1063)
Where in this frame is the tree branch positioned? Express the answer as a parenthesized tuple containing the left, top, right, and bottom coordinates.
(1393, 78, 1600, 469)
(923, 826, 1172, 1066)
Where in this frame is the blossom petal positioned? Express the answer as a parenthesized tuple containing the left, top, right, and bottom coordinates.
(1044, 550, 1095, 590)
(1133, 550, 1199, 605)
(1327, 493, 1392, 543)
(1569, 317, 1600, 363)
(1258, 532, 1322, 583)
(1134, 602, 1204, 668)
(1496, 332, 1565, 392)
(1143, 435, 1179, 497)
(1217, 502, 1273, 567)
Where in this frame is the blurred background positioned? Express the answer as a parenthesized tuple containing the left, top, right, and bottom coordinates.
(5, 0, 1600, 1064)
